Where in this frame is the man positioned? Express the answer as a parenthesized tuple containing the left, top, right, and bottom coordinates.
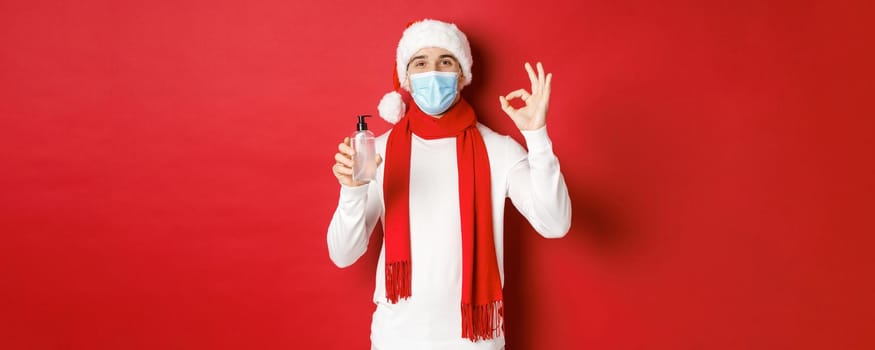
(328, 19, 571, 350)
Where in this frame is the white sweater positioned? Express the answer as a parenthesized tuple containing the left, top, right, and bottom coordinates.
(327, 123, 571, 350)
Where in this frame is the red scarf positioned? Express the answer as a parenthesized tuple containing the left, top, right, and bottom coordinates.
(383, 96, 504, 341)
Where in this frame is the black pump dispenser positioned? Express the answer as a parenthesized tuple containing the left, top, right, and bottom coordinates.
(356, 115, 371, 131)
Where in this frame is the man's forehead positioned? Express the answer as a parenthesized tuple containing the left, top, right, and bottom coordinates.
(409, 47, 457, 60)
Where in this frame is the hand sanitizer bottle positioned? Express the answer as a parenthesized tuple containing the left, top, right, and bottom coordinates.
(351, 115, 376, 183)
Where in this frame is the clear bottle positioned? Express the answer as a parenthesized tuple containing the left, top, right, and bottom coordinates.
(351, 115, 376, 183)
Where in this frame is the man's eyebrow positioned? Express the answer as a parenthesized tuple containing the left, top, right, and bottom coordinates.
(408, 54, 457, 64)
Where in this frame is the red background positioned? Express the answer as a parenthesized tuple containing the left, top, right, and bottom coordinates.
(2, 0, 873, 349)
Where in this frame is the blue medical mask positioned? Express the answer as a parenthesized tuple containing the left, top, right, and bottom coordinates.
(409, 71, 459, 116)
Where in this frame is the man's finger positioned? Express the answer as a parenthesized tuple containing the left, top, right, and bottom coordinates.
(543, 73, 553, 103)
(334, 163, 353, 176)
(335, 152, 353, 167)
(505, 89, 531, 101)
(525, 62, 539, 95)
(339, 141, 355, 156)
(499, 96, 517, 116)
(376, 154, 384, 167)
(537, 62, 545, 87)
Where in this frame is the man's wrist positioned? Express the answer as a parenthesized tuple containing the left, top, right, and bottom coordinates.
(521, 125, 552, 153)
(339, 182, 369, 201)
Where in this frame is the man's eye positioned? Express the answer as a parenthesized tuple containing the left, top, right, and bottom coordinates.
(415, 62, 425, 67)
(441, 60, 453, 66)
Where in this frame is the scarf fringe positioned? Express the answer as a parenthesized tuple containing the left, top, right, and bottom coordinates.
(461, 300, 504, 341)
(385, 261, 411, 303)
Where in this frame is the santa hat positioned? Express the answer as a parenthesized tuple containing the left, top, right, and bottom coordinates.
(377, 19, 473, 124)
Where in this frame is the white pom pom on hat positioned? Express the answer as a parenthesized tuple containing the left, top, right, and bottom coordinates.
(377, 91, 406, 124)
(377, 19, 473, 124)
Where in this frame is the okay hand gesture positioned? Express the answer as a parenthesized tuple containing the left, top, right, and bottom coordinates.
(499, 62, 553, 131)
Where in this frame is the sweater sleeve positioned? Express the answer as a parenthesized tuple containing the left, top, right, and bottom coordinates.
(326, 181, 383, 268)
(506, 126, 572, 238)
